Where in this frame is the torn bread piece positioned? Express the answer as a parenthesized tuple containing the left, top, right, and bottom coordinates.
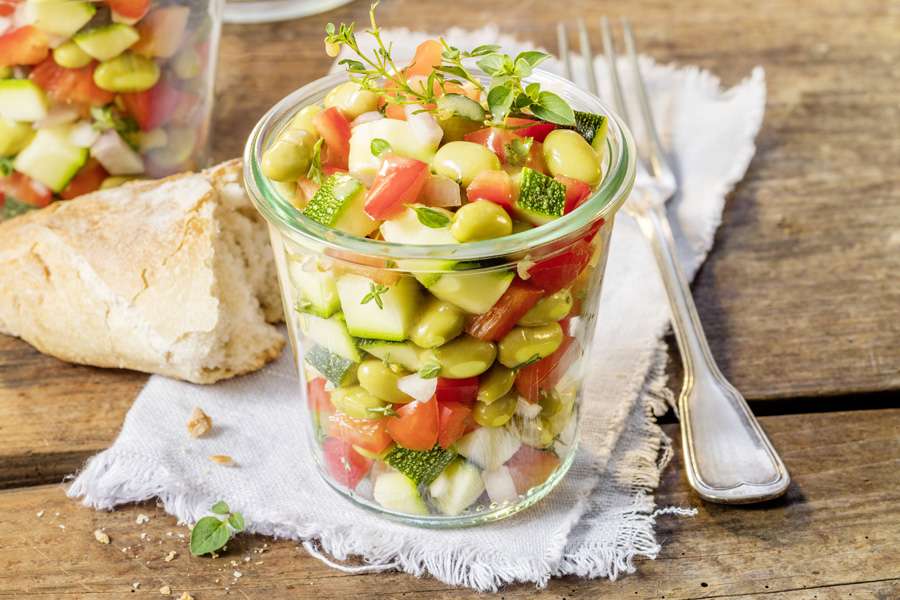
(0, 159, 284, 383)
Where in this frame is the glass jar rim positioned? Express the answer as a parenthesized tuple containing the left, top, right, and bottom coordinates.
(243, 69, 636, 262)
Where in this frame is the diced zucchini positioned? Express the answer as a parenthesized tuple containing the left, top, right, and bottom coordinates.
(0, 118, 34, 157)
(385, 445, 457, 486)
(514, 167, 566, 226)
(455, 427, 521, 470)
(0, 80, 48, 122)
(571, 111, 608, 151)
(300, 313, 361, 362)
(379, 205, 457, 246)
(436, 93, 486, 122)
(348, 118, 439, 184)
(337, 274, 421, 341)
(424, 270, 514, 315)
(302, 173, 378, 237)
(373, 471, 429, 515)
(428, 459, 485, 516)
(27, 0, 96, 38)
(304, 344, 358, 387)
(357, 339, 423, 372)
(14, 127, 88, 192)
(289, 259, 340, 318)
(74, 24, 140, 61)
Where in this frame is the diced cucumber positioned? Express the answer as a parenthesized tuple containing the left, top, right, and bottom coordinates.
(424, 270, 514, 315)
(379, 205, 457, 246)
(74, 24, 140, 61)
(304, 344, 358, 387)
(455, 427, 521, 470)
(302, 173, 378, 237)
(337, 274, 421, 342)
(289, 259, 340, 318)
(385, 445, 457, 486)
(0, 118, 34, 157)
(0, 80, 48, 122)
(349, 118, 439, 184)
(428, 459, 485, 516)
(14, 127, 88, 192)
(357, 339, 422, 372)
(27, 0, 96, 38)
(436, 93, 486, 122)
(373, 471, 429, 515)
(515, 167, 566, 226)
(300, 313, 361, 362)
(571, 111, 608, 151)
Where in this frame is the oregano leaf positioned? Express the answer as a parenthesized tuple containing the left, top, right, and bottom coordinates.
(531, 91, 576, 125)
(210, 501, 230, 515)
(189, 517, 230, 556)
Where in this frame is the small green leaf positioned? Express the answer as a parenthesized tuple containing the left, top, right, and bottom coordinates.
(370, 138, 391, 156)
(190, 516, 230, 556)
(0, 157, 13, 177)
(339, 58, 367, 73)
(525, 82, 541, 100)
(412, 205, 451, 229)
(467, 44, 501, 57)
(476, 54, 505, 76)
(487, 85, 515, 123)
(210, 501, 230, 515)
(360, 282, 389, 309)
(325, 22, 335, 35)
(418, 363, 441, 379)
(306, 138, 325, 184)
(504, 136, 533, 167)
(434, 65, 469, 79)
(516, 50, 550, 69)
(228, 512, 245, 532)
(531, 91, 576, 126)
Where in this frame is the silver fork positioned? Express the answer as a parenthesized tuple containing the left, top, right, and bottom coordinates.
(558, 19, 790, 503)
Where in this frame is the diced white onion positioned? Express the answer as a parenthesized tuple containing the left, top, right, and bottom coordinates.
(516, 397, 542, 419)
(397, 374, 437, 403)
(482, 466, 519, 504)
(35, 106, 79, 129)
(419, 174, 461, 208)
(351, 110, 383, 128)
(405, 104, 443, 149)
(69, 121, 100, 148)
(90, 130, 144, 175)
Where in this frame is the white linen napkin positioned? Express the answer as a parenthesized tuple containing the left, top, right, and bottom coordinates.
(68, 27, 765, 591)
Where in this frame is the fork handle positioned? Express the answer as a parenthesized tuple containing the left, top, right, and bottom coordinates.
(634, 203, 791, 504)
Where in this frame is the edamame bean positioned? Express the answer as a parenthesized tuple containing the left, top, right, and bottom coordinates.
(432, 141, 501, 186)
(287, 105, 323, 135)
(538, 389, 566, 418)
(518, 289, 573, 326)
(498, 323, 563, 368)
(476, 364, 516, 405)
(330, 385, 390, 420)
(93, 52, 160, 92)
(409, 297, 465, 349)
(421, 335, 497, 379)
(542, 129, 601, 186)
(53, 41, 92, 69)
(357, 359, 413, 404)
(514, 416, 555, 448)
(324, 82, 380, 120)
(450, 199, 513, 242)
(262, 128, 315, 181)
(473, 393, 517, 427)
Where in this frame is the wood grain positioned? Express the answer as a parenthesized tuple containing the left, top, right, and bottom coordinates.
(1, 409, 897, 599)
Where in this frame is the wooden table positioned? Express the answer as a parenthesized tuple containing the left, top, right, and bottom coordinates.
(1, 0, 898, 597)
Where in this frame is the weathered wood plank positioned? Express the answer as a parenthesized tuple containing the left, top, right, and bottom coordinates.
(1, 410, 897, 598)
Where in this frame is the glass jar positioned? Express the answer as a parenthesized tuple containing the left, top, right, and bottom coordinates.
(0, 0, 222, 220)
(244, 70, 636, 527)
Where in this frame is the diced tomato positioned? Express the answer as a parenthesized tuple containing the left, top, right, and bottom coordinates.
(467, 279, 545, 341)
(120, 81, 181, 131)
(505, 445, 560, 494)
(556, 175, 593, 214)
(0, 172, 52, 208)
(29, 59, 114, 107)
(505, 117, 556, 143)
(526, 141, 549, 174)
(405, 39, 443, 78)
(386, 398, 439, 451)
(0, 0, 19, 17)
(313, 107, 351, 170)
(364, 154, 429, 220)
(132, 6, 190, 58)
(527, 240, 594, 294)
(328, 412, 393, 455)
(106, 0, 150, 20)
(466, 170, 514, 209)
(307, 377, 333, 414)
(435, 377, 479, 405)
(59, 159, 107, 200)
(464, 126, 515, 161)
(514, 336, 575, 402)
(437, 401, 472, 449)
(322, 437, 372, 489)
(0, 26, 49, 67)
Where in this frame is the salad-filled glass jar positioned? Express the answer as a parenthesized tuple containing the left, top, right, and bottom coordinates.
(0, 0, 222, 220)
(245, 63, 634, 526)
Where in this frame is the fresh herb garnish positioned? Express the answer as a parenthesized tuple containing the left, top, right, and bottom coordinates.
(504, 136, 533, 167)
(360, 282, 389, 309)
(412, 205, 451, 228)
(370, 137, 391, 156)
(306, 137, 325, 184)
(91, 105, 139, 135)
(418, 363, 441, 379)
(189, 501, 245, 557)
(0, 157, 13, 177)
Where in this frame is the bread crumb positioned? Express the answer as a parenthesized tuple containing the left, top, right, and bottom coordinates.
(164, 550, 177, 562)
(36, 510, 45, 518)
(136, 513, 150, 524)
(187, 407, 213, 438)
(233, 570, 242, 578)
(93, 529, 110, 544)
(180, 593, 194, 600)
(132, 582, 141, 590)
(209, 454, 234, 466)
(159, 585, 171, 596)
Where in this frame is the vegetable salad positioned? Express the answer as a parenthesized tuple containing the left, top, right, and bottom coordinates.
(265, 6, 611, 520)
(0, 0, 215, 220)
